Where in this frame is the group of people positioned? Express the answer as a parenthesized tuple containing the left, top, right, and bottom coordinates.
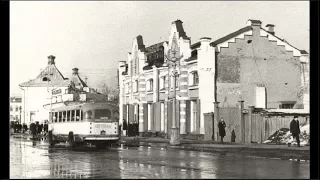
(217, 115, 301, 147)
(29, 122, 49, 138)
(121, 119, 139, 137)
(11, 122, 28, 133)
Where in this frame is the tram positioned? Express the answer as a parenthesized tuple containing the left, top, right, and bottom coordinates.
(48, 102, 120, 149)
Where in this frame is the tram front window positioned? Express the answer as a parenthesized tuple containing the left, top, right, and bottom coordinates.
(95, 109, 111, 120)
(67, 111, 70, 122)
(76, 110, 80, 121)
(85, 110, 93, 119)
(62, 111, 66, 122)
(54, 112, 58, 122)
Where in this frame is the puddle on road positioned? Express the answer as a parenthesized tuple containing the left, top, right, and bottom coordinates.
(10, 138, 310, 179)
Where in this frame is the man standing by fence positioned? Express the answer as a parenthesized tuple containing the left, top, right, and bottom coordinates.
(289, 115, 301, 147)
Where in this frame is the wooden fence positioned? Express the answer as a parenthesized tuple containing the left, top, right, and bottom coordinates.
(208, 101, 309, 143)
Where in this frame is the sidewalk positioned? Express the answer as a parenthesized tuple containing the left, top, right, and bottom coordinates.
(120, 136, 310, 161)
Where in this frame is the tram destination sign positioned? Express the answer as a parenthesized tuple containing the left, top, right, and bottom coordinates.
(52, 89, 62, 95)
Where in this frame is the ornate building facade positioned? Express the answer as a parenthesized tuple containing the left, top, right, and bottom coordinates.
(118, 19, 309, 138)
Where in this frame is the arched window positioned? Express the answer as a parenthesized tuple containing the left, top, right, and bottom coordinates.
(189, 71, 199, 86)
(42, 77, 49, 81)
(134, 80, 139, 92)
(159, 76, 166, 90)
(193, 71, 199, 85)
(147, 79, 153, 91)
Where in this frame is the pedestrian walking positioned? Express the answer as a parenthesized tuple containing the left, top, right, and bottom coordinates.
(289, 115, 301, 147)
(218, 118, 226, 142)
(133, 119, 138, 140)
(30, 123, 36, 139)
(122, 119, 127, 136)
(231, 129, 236, 142)
(44, 123, 48, 133)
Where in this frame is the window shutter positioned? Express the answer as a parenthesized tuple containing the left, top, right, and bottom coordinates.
(196, 99, 201, 133)
(143, 103, 148, 132)
(129, 104, 134, 124)
(185, 100, 191, 133)
(123, 104, 127, 123)
(155, 102, 161, 132)
(189, 73, 193, 85)
(176, 100, 180, 128)
(150, 103, 154, 131)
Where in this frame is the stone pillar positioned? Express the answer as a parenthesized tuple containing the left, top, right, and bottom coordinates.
(153, 66, 159, 102)
(213, 102, 220, 141)
(179, 62, 188, 135)
(248, 105, 255, 143)
(238, 100, 245, 143)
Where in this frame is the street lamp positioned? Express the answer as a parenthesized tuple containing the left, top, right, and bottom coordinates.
(164, 36, 183, 145)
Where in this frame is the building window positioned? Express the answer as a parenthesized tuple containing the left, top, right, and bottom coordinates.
(189, 71, 199, 86)
(125, 83, 129, 94)
(190, 100, 197, 132)
(279, 103, 295, 109)
(159, 76, 166, 90)
(42, 77, 49, 81)
(279, 101, 296, 109)
(147, 79, 153, 91)
(15, 107, 19, 112)
(10, 106, 13, 111)
(133, 80, 139, 93)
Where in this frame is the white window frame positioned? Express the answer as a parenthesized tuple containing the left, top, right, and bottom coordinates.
(125, 83, 129, 94)
(160, 102, 165, 132)
(190, 100, 197, 133)
(159, 76, 166, 90)
(147, 103, 152, 131)
(189, 71, 199, 86)
(133, 80, 139, 93)
(147, 79, 153, 92)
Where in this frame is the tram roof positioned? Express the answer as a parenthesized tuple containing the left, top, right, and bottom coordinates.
(51, 102, 118, 112)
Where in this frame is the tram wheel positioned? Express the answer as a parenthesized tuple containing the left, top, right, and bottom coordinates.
(68, 131, 75, 148)
(48, 131, 56, 147)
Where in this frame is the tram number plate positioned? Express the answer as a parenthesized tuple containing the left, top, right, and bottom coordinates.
(95, 124, 112, 129)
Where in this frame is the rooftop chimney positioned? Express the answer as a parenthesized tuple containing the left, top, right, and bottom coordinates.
(246, 19, 262, 27)
(72, 68, 79, 75)
(48, 55, 55, 65)
(266, 24, 275, 35)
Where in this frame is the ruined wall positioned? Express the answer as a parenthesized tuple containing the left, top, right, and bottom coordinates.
(216, 33, 302, 108)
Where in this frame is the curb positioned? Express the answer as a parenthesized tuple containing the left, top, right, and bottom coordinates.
(120, 141, 310, 161)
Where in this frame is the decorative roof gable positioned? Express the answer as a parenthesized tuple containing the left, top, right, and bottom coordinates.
(19, 56, 69, 87)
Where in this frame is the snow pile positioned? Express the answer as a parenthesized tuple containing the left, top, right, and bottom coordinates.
(263, 123, 310, 146)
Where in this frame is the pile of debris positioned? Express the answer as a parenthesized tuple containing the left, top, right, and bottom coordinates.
(263, 123, 309, 146)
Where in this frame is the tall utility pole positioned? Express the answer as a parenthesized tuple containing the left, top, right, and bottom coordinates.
(19, 87, 26, 125)
(165, 34, 183, 145)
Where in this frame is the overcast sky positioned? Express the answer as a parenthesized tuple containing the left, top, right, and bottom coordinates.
(10, 1, 309, 96)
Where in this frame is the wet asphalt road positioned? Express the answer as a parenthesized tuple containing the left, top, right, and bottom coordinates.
(10, 137, 309, 179)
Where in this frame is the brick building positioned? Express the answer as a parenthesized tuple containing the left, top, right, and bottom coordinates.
(118, 19, 309, 138)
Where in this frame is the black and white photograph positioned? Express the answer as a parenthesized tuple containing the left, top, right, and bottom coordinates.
(9, 1, 312, 179)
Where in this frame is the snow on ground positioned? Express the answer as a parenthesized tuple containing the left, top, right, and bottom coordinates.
(263, 123, 310, 146)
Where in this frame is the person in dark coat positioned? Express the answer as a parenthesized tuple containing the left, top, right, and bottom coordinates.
(290, 115, 301, 147)
(218, 118, 226, 142)
(44, 123, 48, 133)
(122, 119, 128, 136)
(30, 123, 36, 138)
